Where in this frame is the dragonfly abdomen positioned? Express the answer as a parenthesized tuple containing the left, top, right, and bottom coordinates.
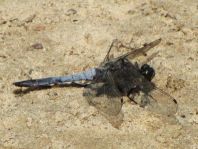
(13, 68, 99, 87)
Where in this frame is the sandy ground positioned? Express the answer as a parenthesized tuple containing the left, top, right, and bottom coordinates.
(0, 0, 198, 148)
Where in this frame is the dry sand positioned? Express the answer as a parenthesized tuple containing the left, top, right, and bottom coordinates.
(0, 0, 198, 148)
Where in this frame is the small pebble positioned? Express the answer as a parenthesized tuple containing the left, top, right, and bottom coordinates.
(66, 9, 77, 16)
(31, 43, 43, 49)
(32, 24, 46, 31)
(181, 114, 186, 118)
(24, 14, 36, 23)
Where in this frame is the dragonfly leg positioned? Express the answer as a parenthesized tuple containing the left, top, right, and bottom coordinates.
(128, 94, 138, 104)
(127, 86, 141, 104)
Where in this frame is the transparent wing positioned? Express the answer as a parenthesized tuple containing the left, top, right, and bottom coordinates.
(118, 38, 161, 60)
(134, 87, 178, 118)
(146, 88, 178, 116)
(101, 38, 161, 65)
(83, 83, 123, 128)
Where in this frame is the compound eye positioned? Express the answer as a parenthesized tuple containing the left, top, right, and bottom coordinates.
(140, 64, 150, 71)
(140, 64, 155, 81)
(147, 67, 155, 81)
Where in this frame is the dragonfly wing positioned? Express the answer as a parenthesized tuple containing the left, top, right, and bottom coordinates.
(101, 39, 118, 65)
(148, 90, 177, 116)
(83, 83, 123, 128)
(100, 39, 161, 66)
(134, 88, 178, 117)
(126, 38, 161, 60)
(105, 38, 161, 64)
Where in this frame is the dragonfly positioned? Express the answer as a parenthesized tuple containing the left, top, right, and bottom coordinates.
(13, 38, 178, 128)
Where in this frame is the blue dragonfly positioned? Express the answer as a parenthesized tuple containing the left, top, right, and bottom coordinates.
(14, 38, 178, 127)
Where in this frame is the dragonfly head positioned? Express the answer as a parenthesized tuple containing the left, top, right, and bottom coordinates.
(140, 64, 155, 81)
